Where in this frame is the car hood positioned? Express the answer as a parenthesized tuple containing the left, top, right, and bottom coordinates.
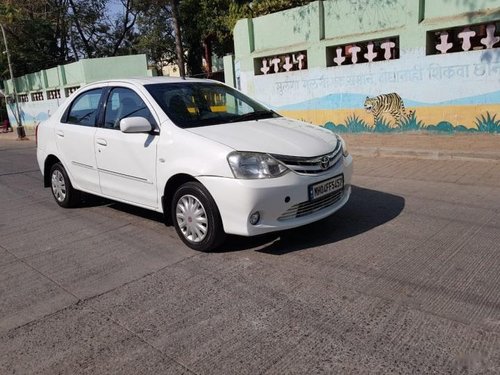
(186, 117, 339, 157)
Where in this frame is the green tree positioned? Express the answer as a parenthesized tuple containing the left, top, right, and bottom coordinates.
(179, 0, 233, 75)
(68, 0, 137, 59)
(134, 2, 177, 74)
(228, 0, 314, 29)
(0, 0, 70, 78)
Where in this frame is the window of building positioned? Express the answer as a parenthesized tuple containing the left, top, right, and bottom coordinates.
(31, 92, 44, 101)
(65, 86, 80, 97)
(426, 21, 500, 55)
(17, 94, 29, 103)
(254, 51, 308, 75)
(47, 89, 61, 100)
(326, 37, 399, 67)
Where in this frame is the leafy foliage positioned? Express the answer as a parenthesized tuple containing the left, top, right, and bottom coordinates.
(323, 112, 499, 134)
(179, 0, 234, 75)
(0, 0, 138, 78)
(398, 111, 424, 131)
(68, 0, 137, 59)
(373, 117, 394, 133)
(474, 112, 500, 133)
(0, 1, 70, 77)
(345, 114, 371, 132)
(134, 2, 176, 74)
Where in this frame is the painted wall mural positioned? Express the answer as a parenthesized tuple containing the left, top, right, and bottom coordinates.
(363, 93, 413, 127)
(239, 46, 500, 133)
(7, 99, 62, 129)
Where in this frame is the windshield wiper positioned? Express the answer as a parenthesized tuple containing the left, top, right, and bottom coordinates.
(228, 110, 276, 123)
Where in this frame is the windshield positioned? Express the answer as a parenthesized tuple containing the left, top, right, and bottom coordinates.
(145, 81, 280, 128)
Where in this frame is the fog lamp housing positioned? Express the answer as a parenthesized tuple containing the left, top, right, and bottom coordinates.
(249, 211, 261, 225)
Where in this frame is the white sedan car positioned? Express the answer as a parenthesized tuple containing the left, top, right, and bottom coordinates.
(37, 77, 353, 251)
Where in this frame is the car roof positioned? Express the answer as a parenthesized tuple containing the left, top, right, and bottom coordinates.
(92, 76, 219, 86)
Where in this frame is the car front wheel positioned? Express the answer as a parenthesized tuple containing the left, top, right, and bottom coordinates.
(172, 181, 225, 252)
(50, 162, 80, 208)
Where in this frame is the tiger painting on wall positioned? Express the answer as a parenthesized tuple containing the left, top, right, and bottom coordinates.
(364, 93, 413, 127)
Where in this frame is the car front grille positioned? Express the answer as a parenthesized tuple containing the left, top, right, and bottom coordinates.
(271, 141, 343, 175)
(277, 188, 344, 221)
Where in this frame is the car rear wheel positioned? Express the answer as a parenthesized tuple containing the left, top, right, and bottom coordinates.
(50, 162, 80, 208)
(172, 181, 225, 252)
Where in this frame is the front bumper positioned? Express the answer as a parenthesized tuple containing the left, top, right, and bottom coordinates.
(198, 154, 353, 236)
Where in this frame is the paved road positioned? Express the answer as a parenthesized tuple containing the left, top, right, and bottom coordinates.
(1, 138, 500, 374)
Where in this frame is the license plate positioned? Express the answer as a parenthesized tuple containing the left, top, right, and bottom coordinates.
(309, 174, 344, 201)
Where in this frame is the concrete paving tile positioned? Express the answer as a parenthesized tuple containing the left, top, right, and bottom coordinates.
(0, 147, 38, 176)
(24, 224, 196, 299)
(0, 247, 16, 267)
(0, 305, 192, 375)
(2, 137, 500, 373)
(359, 212, 500, 324)
(265, 304, 500, 374)
(411, 213, 500, 330)
(355, 173, 500, 211)
(0, 173, 46, 206)
(88, 253, 500, 374)
(85, 255, 355, 373)
(0, 205, 132, 259)
(0, 260, 77, 333)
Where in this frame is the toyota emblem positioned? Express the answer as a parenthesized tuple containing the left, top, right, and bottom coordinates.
(320, 156, 330, 170)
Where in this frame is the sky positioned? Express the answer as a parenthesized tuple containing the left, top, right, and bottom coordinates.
(107, 0, 123, 17)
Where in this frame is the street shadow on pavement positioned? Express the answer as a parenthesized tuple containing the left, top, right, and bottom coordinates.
(80, 194, 166, 222)
(79, 185, 405, 255)
(218, 185, 406, 254)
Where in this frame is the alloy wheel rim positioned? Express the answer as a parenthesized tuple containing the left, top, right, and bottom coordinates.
(176, 194, 208, 243)
(51, 169, 66, 202)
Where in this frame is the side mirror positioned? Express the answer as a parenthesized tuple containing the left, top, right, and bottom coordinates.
(120, 117, 152, 133)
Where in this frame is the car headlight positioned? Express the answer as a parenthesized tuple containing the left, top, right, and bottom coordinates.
(227, 151, 289, 179)
(336, 135, 349, 157)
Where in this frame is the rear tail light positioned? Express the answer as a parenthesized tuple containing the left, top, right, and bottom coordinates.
(35, 123, 39, 146)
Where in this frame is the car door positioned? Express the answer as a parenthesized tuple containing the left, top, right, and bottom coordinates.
(55, 87, 104, 193)
(94, 86, 159, 208)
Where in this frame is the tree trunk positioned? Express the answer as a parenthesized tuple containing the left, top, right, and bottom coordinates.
(171, 0, 185, 78)
(204, 37, 212, 77)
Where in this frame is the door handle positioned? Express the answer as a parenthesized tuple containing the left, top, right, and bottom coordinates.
(56, 130, 64, 137)
(96, 138, 107, 146)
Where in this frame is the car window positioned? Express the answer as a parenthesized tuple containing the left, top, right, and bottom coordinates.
(145, 82, 280, 128)
(65, 88, 103, 127)
(103, 87, 156, 130)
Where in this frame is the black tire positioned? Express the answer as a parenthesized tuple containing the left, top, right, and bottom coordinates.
(49, 162, 80, 208)
(171, 181, 225, 252)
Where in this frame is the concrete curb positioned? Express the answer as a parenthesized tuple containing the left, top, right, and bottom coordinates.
(351, 146, 500, 162)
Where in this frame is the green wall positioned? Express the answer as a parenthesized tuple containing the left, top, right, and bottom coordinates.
(425, 0, 500, 19)
(230, 0, 500, 74)
(3, 54, 150, 96)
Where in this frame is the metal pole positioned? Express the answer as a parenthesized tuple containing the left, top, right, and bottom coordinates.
(0, 23, 27, 139)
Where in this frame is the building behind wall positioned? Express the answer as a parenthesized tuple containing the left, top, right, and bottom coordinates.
(224, 0, 500, 133)
(2, 54, 152, 130)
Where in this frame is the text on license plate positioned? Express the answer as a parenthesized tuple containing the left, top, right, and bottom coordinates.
(309, 174, 344, 201)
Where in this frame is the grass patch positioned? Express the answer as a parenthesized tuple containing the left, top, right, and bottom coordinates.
(398, 112, 424, 131)
(474, 112, 500, 133)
